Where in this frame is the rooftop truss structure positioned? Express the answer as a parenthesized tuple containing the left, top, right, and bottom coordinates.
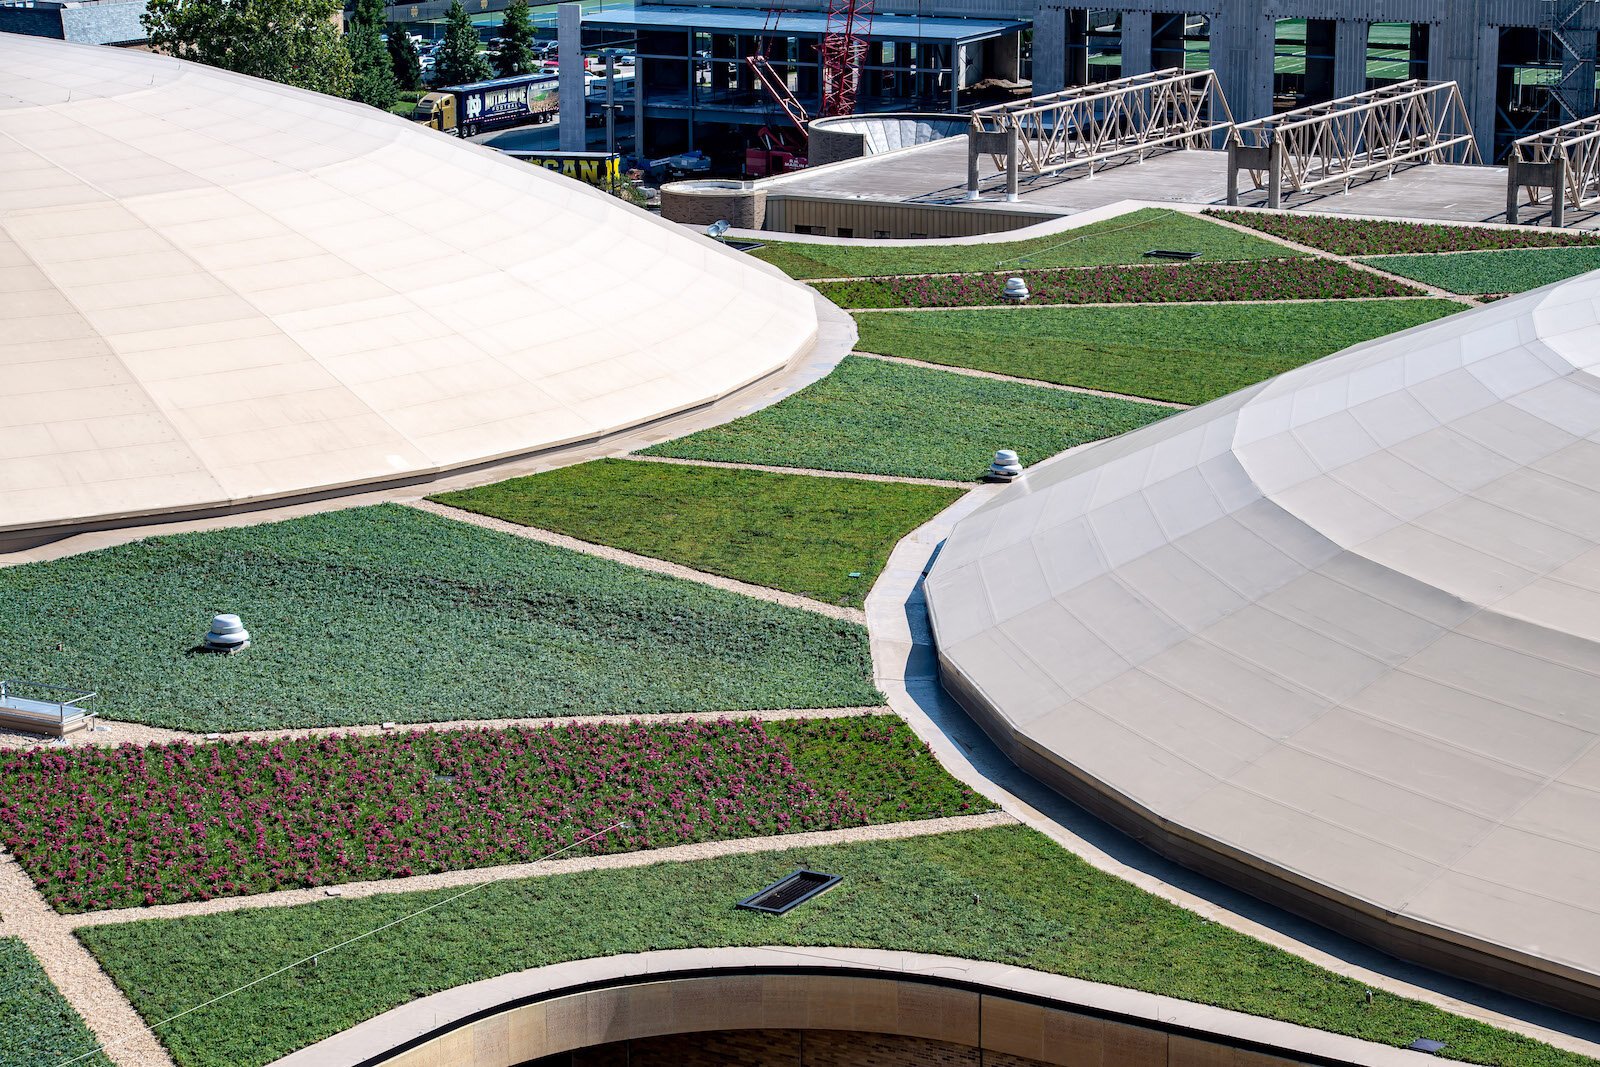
(1511, 114, 1600, 221)
(1230, 80, 1480, 202)
(968, 68, 1234, 183)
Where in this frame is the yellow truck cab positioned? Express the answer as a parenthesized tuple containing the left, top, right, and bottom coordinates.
(413, 92, 456, 132)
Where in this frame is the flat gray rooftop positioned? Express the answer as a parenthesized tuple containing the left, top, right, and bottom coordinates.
(777, 141, 1600, 229)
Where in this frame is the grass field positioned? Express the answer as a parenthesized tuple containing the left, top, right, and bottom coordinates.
(0, 505, 881, 732)
(1360, 247, 1600, 295)
(2, 716, 981, 911)
(78, 827, 1597, 1067)
(747, 208, 1300, 279)
(640, 357, 1170, 482)
(431, 460, 961, 607)
(0, 938, 107, 1067)
(852, 300, 1464, 405)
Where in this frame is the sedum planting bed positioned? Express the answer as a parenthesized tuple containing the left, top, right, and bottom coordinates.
(1359, 246, 1600, 296)
(0, 505, 881, 732)
(432, 459, 962, 608)
(0, 938, 107, 1067)
(641, 356, 1170, 482)
(852, 300, 1464, 405)
(1207, 209, 1600, 256)
(750, 207, 1300, 279)
(1, 716, 981, 912)
(814, 258, 1420, 309)
(79, 828, 1598, 1067)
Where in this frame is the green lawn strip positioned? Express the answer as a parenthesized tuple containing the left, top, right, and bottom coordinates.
(1358, 247, 1600, 295)
(0, 938, 108, 1067)
(1208, 209, 1600, 256)
(765, 716, 984, 822)
(852, 300, 1466, 406)
(640, 356, 1170, 482)
(78, 827, 1592, 1067)
(747, 208, 1303, 280)
(0, 505, 880, 732)
(431, 459, 961, 608)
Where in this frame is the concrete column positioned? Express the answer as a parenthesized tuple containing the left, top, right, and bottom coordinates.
(558, 2, 585, 152)
(1032, 3, 1067, 93)
(987, 34, 1021, 83)
(1212, 3, 1274, 124)
(1432, 4, 1497, 162)
(1121, 11, 1153, 77)
(1334, 19, 1368, 99)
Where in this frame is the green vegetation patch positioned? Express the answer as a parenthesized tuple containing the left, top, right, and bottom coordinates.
(2, 716, 980, 911)
(0, 505, 881, 732)
(0, 938, 107, 1067)
(79, 828, 1595, 1067)
(640, 357, 1169, 482)
(432, 459, 961, 607)
(814, 259, 1418, 309)
(1359, 247, 1600, 295)
(748, 208, 1301, 279)
(1208, 209, 1600, 256)
(853, 300, 1465, 406)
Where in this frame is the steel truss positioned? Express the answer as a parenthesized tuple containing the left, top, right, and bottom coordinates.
(1510, 115, 1600, 225)
(1229, 80, 1480, 202)
(968, 68, 1234, 182)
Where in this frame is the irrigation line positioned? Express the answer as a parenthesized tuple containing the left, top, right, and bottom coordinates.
(51, 821, 629, 1067)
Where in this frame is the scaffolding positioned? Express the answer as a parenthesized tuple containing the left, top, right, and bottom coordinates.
(1227, 80, 1480, 208)
(966, 68, 1234, 200)
(1508, 114, 1600, 225)
(1547, 0, 1597, 123)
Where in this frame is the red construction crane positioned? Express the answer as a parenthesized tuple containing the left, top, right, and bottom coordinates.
(748, 8, 811, 133)
(820, 0, 876, 118)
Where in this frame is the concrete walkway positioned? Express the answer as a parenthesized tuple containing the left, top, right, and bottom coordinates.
(864, 479, 1600, 1061)
(268, 946, 1442, 1067)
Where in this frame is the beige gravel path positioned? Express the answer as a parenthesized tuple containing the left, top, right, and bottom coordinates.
(409, 498, 865, 624)
(0, 850, 176, 1067)
(68, 812, 1014, 930)
(0, 706, 888, 753)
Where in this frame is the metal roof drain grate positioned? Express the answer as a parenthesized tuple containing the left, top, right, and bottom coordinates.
(736, 869, 842, 914)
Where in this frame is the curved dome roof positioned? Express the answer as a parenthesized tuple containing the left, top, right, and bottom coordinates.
(926, 274, 1600, 1009)
(0, 34, 816, 537)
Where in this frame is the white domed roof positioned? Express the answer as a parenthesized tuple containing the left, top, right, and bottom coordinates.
(0, 33, 815, 537)
(927, 273, 1600, 1008)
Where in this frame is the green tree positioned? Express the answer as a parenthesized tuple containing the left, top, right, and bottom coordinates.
(388, 25, 424, 91)
(142, 0, 353, 97)
(435, 0, 491, 86)
(345, 0, 399, 108)
(494, 0, 537, 77)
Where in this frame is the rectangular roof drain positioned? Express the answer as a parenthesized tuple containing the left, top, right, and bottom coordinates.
(736, 869, 842, 914)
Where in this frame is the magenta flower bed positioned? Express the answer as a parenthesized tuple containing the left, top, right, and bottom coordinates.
(1206, 209, 1600, 256)
(0, 719, 970, 912)
(815, 259, 1420, 309)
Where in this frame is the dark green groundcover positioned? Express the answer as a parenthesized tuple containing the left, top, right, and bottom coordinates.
(1359, 247, 1600, 296)
(79, 828, 1596, 1067)
(0, 505, 881, 732)
(641, 356, 1170, 482)
(432, 459, 962, 607)
(852, 299, 1465, 405)
(0, 937, 108, 1067)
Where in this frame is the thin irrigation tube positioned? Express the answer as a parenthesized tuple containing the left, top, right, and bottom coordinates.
(51, 820, 630, 1067)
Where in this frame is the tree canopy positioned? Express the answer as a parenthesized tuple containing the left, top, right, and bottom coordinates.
(435, 0, 491, 86)
(346, 0, 399, 108)
(388, 24, 424, 91)
(494, 0, 538, 78)
(142, 0, 353, 98)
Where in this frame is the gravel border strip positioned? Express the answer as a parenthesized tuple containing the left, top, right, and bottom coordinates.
(66, 812, 1015, 930)
(408, 498, 865, 623)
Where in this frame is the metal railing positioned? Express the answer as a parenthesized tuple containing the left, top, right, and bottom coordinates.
(1228, 80, 1480, 207)
(0, 678, 97, 733)
(966, 68, 1234, 200)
